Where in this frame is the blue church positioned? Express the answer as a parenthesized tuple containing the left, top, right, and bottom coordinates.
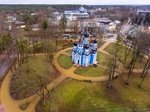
(72, 32, 98, 67)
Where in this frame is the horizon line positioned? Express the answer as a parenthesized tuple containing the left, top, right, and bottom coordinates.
(0, 4, 150, 6)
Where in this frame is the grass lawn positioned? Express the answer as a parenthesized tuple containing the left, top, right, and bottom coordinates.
(97, 51, 112, 67)
(58, 54, 73, 69)
(104, 43, 132, 62)
(37, 73, 150, 112)
(98, 40, 105, 48)
(74, 51, 110, 77)
(104, 43, 147, 69)
(112, 73, 150, 110)
(10, 55, 59, 99)
(74, 66, 107, 77)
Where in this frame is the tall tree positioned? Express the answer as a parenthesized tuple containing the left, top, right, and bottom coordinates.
(108, 37, 120, 88)
(125, 32, 150, 85)
(139, 56, 150, 87)
(123, 35, 132, 64)
(59, 14, 67, 34)
(16, 37, 29, 63)
(125, 37, 140, 85)
(138, 33, 150, 87)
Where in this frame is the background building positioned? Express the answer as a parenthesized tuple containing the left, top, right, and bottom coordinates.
(64, 7, 89, 21)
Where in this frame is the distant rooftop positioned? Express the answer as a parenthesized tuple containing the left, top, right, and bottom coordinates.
(137, 9, 150, 15)
(93, 18, 111, 23)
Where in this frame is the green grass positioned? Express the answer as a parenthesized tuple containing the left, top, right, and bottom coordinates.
(104, 43, 147, 69)
(113, 74, 150, 110)
(38, 73, 150, 112)
(98, 40, 105, 48)
(10, 55, 58, 99)
(97, 52, 112, 67)
(74, 52, 110, 77)
(104, 43, 131, 62)
(74, 66, 107, 77)
(58, 54, 73, 69)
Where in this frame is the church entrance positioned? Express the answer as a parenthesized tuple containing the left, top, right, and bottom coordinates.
(78, 60, 79, 64)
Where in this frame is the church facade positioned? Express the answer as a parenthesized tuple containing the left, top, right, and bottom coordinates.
(72, 33, 98, 67)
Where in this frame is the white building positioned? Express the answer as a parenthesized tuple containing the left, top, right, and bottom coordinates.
(15, 21, 26, 29)
(108, 22, 117, 32)
(81, 20, 99, 34)
(6, 14, 17, 23)
(32, 24, 40, 31)
(31, 13, 39, 16)
(52, 12, 63, 20)
(93, 18, 112, 32)
(64, 7, 89, 21)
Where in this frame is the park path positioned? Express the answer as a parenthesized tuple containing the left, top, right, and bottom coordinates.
(98, 40, 113, 55)
(52, 41, 114, 82)
(61, 52, 71, 56)
(0, 62, 67, 112)
(0, 40, 145, 112)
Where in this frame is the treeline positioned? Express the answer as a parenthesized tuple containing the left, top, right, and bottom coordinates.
(0, 5, 150, 10)
(0, 5, 49, 10)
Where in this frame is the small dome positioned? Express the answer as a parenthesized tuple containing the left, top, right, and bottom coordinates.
(73, 42, 77, 46)
(84, 44, 89, 49)
(93, 39, 97, 43)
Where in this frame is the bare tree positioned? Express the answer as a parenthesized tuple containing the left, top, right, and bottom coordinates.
(138, 33, 150, 87)
(59, 14, 67, 34)
(125, 37, 140, 85)
(139, 56, 150, 87)
(33, 75, 54, 111)
(123, 36, 133, 64)
(16, 37, 30, 66)
(107, 37, 120, 88)
(125, 32, 150, 85)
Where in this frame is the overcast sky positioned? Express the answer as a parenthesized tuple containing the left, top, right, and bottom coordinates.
(0, 0, 150, 5)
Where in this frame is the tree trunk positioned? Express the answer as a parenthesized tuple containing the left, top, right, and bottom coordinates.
(126, 58, 136, 85)
(140, 57, 150, 78)
(139, 68, 149, 87)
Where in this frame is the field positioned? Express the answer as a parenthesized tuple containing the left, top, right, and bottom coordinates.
(37, 73, 150, 112)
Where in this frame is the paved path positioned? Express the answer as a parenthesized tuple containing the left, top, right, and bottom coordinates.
(0, 40, 144, 112)
(52, 43, 112, 82)
(61, 52, 71, 56)
(0, 41, 113, 112)
(0, 63, 67, 112)
(98, 41, 113, 55)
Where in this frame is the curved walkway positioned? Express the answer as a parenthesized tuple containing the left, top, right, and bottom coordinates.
(0, 56, 67, 112)
(0, 41, 112, 112)
(52, 42, 113, 82)
(0, 40, 143, 112)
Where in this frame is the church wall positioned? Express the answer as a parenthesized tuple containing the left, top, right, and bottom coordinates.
(71, 31, 98, 67)
(89, 54, 94, 64)
(92, 52, 97, 64)
(78, 54, 82, 65)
